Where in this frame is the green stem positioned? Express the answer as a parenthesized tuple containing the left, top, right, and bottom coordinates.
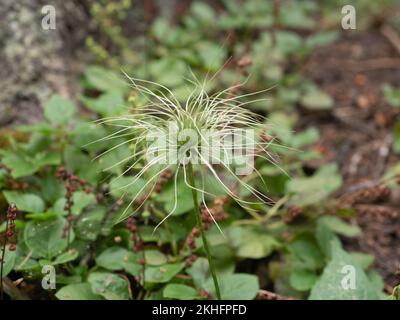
(187, 163, 221, 300)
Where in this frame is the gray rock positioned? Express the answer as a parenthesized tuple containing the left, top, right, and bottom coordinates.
(0, 0, 90, 126)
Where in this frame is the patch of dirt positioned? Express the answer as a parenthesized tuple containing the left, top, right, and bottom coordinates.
(303, 30, 400, 289)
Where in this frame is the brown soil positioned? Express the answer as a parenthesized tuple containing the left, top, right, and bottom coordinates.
(303, 30, 400, 289)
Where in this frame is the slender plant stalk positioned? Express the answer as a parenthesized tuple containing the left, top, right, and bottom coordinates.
(137, 228, 146, 290)
(0, 219, 9, 300)
(187, 163, 221, 300)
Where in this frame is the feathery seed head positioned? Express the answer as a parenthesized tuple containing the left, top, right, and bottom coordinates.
(92, 73, 282, 232)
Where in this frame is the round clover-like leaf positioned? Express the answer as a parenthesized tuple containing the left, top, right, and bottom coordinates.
(24, 218, 73, 259)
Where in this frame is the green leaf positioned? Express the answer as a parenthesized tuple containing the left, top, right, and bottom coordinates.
(3, 191, 45, 213)
(291, 127, 319, 148)
(195, 41, 226, 72)
(350, 253, 375, 270)
(280, 7, 315, 29)
(159, 178, 196, 215)
(301, 89, 334, 110)
(80, 91, 126, 116)
(309, 242, 382, 300)
(204, 273, 259, 300)
(290, 268, 318, 291)
(187, 258, 211, 289)
(187, 257, 234, 289)
(286, 163, 342, 206)
(288, 239, 324, 271)
(24, 218, 72, 259)
(88, 272, 130, 300)
(145, 263, 184, 284)
(75, 207, 106, 241)
(163, 284, 200, 300)
(268, 112, 295, 144)
(190, 2, 215, 24)
(306, 31, 339, 49)
(368, 271, 385, 297)
(228, 226, 281, 259)
(109, 176, 147, 199)
(56, 275, 82, 285)
(84, 66, 127, 93)
(144, 250, 167, 266)
(71, 122, 108, 152)
(25, 212, 59, 221)
(0, 168, 7, 188)
(63, 146, 99, 184)
(14, 256, 39, 271)
(43, 95, 76, 125)
(71, 192, 96, 215)
(148, 58, 186, 87)
(96, 247, 130, 271)
(392, 120, 400, 153)
(315, 222, 341, 258)
(122, 253, 142, 277)
(276, 31, 303, 54)
(56, 283, 104, 300)
(382, 84, 400, 107)
(151, 18, 169, 40)
(0, 150, 61, 179)
(52, 249, 79, 265)
(39, 173, 64, 203)
(318, 216, 361, 237)
(53, 191, 96, 216)
(1, 245, 16, 277)
(1, 152, 36, 178)
(35, 152, 61, 167)
(98, 144, 131, 176)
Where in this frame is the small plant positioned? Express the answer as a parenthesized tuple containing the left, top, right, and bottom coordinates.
(93, 75, 279, 299)
(56, 166, 93, 247)
(1, 0, 398, 301)
(0, 203, 17, 300)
